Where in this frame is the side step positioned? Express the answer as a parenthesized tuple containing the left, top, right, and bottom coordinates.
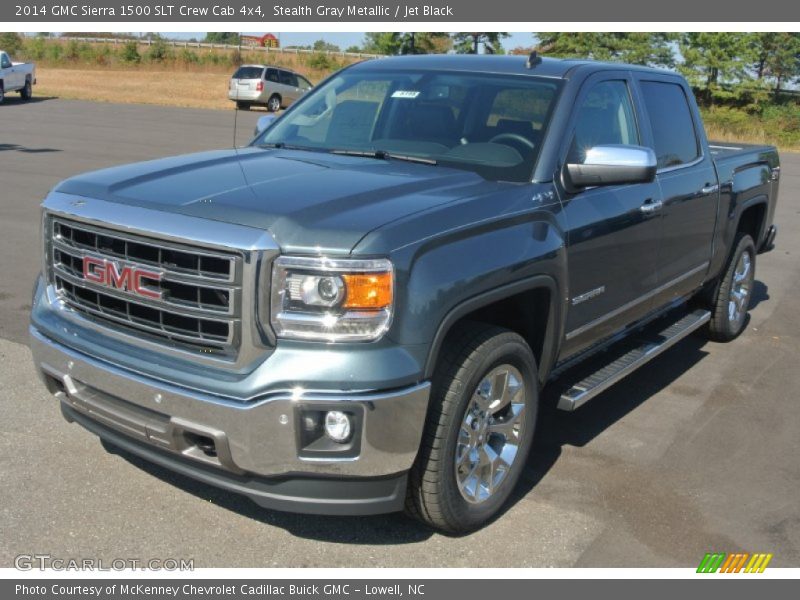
(558, 309, 711, 411)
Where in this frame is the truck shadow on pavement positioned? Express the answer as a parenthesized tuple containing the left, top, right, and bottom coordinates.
(0, 142, 61, 153)
(505, 333, 712, 521)
(107, 329, 714, 543)
(0, 95, 57, 106)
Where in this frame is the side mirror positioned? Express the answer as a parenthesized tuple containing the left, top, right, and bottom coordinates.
(563, 145, 657, 192)
(254, 114, 279, 137)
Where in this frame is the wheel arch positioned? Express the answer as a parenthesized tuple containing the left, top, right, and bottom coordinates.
(423, 275, 562, 386)
(735, 198, 768, 247)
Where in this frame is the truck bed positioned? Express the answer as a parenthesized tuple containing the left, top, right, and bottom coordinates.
(708, 141, 776, 161)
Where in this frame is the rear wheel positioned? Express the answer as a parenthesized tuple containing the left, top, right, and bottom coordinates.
(707, 233, 756, 341)
(20, 79, 32, 101)
(406, 322, 538, 533)
(0, 82, 5, 105)
(267, 94, 281, 112)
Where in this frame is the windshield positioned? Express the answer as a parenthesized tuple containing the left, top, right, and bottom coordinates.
(254, 68, 562, 182)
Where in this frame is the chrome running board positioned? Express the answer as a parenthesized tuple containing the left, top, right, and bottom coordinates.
(558, 309, 711, 411)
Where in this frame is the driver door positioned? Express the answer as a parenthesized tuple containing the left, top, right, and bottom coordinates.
(558, 74, 663, 357)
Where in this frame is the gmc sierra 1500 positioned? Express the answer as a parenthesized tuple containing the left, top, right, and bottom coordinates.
(30, 55, 780, 532)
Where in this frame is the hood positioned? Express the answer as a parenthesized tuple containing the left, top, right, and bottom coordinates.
(54, 147, 486, 254)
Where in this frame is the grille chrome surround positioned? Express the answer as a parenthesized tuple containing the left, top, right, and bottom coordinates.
(49, 217, 242, 356)
(40, 193, 279, 372)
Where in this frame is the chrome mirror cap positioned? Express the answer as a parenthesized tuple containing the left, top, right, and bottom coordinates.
(564, 144, 657, 191)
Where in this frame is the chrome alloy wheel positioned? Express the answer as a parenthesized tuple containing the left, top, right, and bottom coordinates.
(455, 364, 526, 504)
(729, 251, 753, 325)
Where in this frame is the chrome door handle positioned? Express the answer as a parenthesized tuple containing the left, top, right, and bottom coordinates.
(700, 184, 719, 195)
(640, 199, 663, 214)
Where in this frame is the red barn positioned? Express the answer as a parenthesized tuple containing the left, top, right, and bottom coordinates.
(240, 33, 279, 48)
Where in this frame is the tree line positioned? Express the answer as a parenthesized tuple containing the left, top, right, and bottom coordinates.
(533, 33, 800, 107)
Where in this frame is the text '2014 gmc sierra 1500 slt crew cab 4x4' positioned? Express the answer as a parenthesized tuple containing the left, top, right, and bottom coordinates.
(30, 55, 780, 532)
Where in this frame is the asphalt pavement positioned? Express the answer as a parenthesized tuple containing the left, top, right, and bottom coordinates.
(1, 97, 798, 567)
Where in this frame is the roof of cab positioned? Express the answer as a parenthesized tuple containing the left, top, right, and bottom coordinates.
(351, 54, 675, 79)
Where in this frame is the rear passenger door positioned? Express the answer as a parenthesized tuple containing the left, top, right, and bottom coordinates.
(634, 76, 719, 304)
(558, 73, 663, 357)
(279, 70, 300, 103)
(265, 68, 280, 94)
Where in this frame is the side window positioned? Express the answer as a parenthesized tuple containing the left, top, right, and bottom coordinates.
(279, 70, 297, 87)
(567, 80, 639, 164)
(1, 54, 10, 69)
(640, 81, 700, 169)
(266, 69, 279, 83)
(297, 76, 312, 90)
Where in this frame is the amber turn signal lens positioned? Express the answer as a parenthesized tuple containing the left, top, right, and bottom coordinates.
(342, 272, 393, 310)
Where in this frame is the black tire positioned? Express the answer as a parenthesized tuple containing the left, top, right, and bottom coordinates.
(406, 322, 538, 533)
(0, 82, 5, 105)
(235, 100, 250, 111)
(707, 233, 756, 342)
(20, 79, 32, 101)
(267, 94, 281, 112)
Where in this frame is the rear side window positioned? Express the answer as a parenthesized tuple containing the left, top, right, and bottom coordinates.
(266, 68, 279, 83)
(640, 81, 700, 169)
(279, 70, 298, 87)
(233, 66, 263, 80)
(567, 80, 639, 163)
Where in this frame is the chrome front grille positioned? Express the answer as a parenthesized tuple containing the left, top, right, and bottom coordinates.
(49, 217, 243, 356)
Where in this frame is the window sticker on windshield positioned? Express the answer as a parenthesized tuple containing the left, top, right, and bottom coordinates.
(391, 90, 421, 99)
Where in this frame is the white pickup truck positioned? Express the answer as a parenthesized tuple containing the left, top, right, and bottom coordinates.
(0, 50, 35, 104)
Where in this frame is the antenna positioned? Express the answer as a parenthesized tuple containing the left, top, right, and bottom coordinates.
(233, 33, 242, 147)
(526, 50, 542, 69)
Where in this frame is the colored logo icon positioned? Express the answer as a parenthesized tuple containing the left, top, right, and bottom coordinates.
(697, 553, 773, 573)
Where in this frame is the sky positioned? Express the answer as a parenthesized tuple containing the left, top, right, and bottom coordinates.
(162, 32, 537, 51)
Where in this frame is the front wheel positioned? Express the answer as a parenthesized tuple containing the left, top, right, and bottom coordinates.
(20, 79, 32, 101)
(406, 323, 538, 533)
(707, 233, 756, 342)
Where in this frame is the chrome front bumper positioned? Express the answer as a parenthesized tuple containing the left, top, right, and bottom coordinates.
(30, 327, 430, 512)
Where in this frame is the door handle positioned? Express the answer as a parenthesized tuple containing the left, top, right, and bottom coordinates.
(640, 199, 663, 214)
(700, 183, 719, 195)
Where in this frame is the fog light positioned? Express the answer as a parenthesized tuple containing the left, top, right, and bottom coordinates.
(324, 411, 352, 443)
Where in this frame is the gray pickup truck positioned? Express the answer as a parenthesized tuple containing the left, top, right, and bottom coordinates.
(30, 55, 780, 532)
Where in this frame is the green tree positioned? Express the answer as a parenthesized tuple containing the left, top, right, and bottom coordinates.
(345, 45, 362, 54)
(362, 32, 402, 55)
(679, 33, 753, 105)
(145, 39, 172, 62)
(400, 32, 451, 54)
(452, 33, 509, 54)
(312, 39, 341, 53)
(204, 32, 240, 45)
(750, 33, 800, 94)
(534, 33, 675, 67)
(120, 40, 141, 64)
(0, 32, 24, 56)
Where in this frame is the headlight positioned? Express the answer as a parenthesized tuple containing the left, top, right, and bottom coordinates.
(270, 256, 393, 342)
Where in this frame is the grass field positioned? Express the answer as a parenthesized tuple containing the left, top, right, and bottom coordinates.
(34, 67, 237, 110)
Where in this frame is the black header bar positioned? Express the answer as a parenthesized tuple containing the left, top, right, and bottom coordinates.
(4, 0, 800, 23)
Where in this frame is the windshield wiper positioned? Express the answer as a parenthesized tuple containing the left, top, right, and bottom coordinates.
(259, 142, 324, 153)
(331, 149, 438, 166)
